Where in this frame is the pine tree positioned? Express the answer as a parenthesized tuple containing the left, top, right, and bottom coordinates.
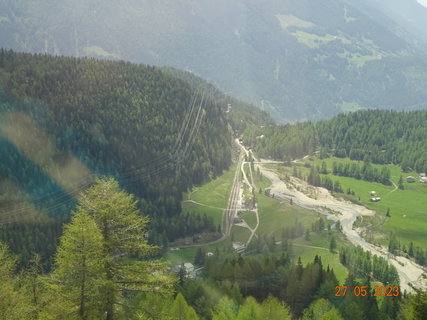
(44, 211, 105, 320)
(398, 175, 404, 189)
(194, 248, 205, 266)
(305, 229, 310, 241)
(170, 293, 199, 320)
(0, 242, 33, 320)
(301, 298, 343, 320)
(236, 297, 263, 320)
(329, 236, 337, 253)
(261, 295, 292, 320)
(69, 178, 175, 319)
(212, 297, 238, 320)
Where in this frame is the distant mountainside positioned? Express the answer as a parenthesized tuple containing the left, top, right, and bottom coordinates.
(2, 0, 427, 121)
(345, 0, 427, 46)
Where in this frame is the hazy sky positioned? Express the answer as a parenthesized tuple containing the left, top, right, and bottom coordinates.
(417, 0, 427, 8)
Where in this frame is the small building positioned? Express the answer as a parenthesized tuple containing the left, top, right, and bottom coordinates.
(243, 199, 254, 209)
(370, 197, 381, 202)
(183, 262, 194, 273)
(420, 177, 427, 184)
(407, 176, 416, 183)
(233, 217, 243, 224)
(206, 252, 214, 257)
(232, 242, 246, 253)
(370, 191, 376, 196)
(420, 173, 426, 178)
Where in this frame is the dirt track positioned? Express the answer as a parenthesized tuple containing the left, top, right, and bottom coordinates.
(255, 159, 427, 293)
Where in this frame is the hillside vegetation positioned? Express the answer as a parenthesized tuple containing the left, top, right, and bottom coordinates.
(2, 0, 427, 121)
(0, 50, 238, 265)
(244, 109, 427, 173)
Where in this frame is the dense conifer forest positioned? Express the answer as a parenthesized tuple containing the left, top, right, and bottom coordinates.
(1, 50, 426, 319)
(0, 50, 256, 266)
(243, 109, 427, 173)
(2, 178, 426, 320)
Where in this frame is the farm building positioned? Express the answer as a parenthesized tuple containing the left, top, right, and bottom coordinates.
(370, 191, 376, 196)
(233, 217, 243, 224)
(406, 176, 416, 183)
(370, 197, 381, 202)
(232, 242, 246, 253)
(183, 262, 194, 273)
(420, 176, 427, 184)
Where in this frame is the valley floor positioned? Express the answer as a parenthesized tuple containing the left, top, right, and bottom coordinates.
(253, 154, 427, 293)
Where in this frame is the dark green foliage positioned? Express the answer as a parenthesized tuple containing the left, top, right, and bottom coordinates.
(330, 160, 391, 185)
(161, 67, 273, 133)
(317, 110, 427, 173)
(398, 175, 405, 190)
(194, 248, 205, 266)
(246, 109, 427, 174)
(150, 212, 216, 244)
(204, 252, 337, 316)
(243, 122, 316, 160)
(329, 236, 337, 253)
(0, 50, 232, 265)
(4, 0, 427, 122)
(339, 246, 399, 285)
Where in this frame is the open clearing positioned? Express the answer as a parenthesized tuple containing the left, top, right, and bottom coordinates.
(281, 157, 427, 249)
(182, 164, 236, 226)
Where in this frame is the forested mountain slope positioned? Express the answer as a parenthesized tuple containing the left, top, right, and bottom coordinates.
(243, 109, 427, 173)
(2, 0, 427, 121)
(0, 50, 236, 265)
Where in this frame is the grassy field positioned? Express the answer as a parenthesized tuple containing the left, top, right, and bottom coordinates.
(182, 164, 236, 226)
(240, 211, 257, 229)
(166, 238, 232, 266)
(232, 226, 252, 243)
(275, 14, 315, 29)
(291, 30, 351, 49)
(292, 230, 350, 284)
(275, 157, 427, 248)
(168, 159, 352, 279)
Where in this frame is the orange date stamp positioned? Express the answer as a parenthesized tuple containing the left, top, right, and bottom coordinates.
(335, 285, 400, 297)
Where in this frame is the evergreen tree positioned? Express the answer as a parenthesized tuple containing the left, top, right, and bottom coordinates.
(43, 211, 105, 320)
(70, 178, 175, 319)
(194, 248, 205, 266)
(236, 297, 262, 320)
(329, 236, 337, 253)
(211, 297, 238, 320)
(398, 175, 404, 190)
(301, 298, 343, 320)
(0, 243, 33, 320)
(170, 293, 199, 320)
(261, 295, 292, 320)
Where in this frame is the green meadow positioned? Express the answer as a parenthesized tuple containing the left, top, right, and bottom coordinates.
(278, 157, 427, 248)
(182, 164, 236, 226)
(169, 159, 353, 278)
(240, 211, 257, 229)
(292, 230, 350, 284)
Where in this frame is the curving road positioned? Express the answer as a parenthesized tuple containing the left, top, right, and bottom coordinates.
(239, 143, 427, 293)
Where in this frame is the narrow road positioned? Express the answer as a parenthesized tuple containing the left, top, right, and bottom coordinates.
(182, 199, 227, 211)
(239, 146, 260, 246)
(240, 145, 426, 293)
(179, 143, 244, 248)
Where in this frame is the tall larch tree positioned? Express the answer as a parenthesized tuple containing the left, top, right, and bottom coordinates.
(42, 211, 105, 320)
(76, 178, 175, 320)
